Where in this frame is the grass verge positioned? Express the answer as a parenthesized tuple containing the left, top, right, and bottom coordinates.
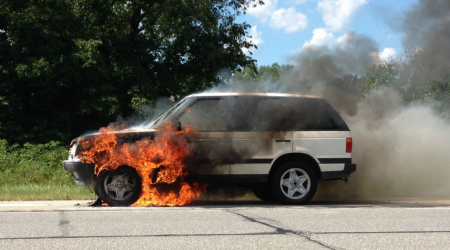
(0, 139, 99, 201)
(0, 184, 97, 201)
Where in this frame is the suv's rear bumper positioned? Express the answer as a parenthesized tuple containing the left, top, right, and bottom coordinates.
(321, 164, 357, 179)
(62, 159, 95, 186)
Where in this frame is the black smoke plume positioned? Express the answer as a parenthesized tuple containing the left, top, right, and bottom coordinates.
(209, 0, 450, 199)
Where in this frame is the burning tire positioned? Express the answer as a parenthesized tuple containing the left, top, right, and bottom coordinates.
(252, 186, 276, 202)
(95, 166, 142, 206)
(270, 162, 317, 205)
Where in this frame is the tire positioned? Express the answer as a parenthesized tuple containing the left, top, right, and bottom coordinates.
(270, 162, 317, 205)
(94, 166, 142, 206)
(252, 186, 276, 202)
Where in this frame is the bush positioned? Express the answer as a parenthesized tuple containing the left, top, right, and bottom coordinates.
(0, 139, 73, 186)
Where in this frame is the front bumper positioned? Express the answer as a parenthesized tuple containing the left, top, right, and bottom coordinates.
(321, 163, 357, 180)
(63, 158, 95, 186)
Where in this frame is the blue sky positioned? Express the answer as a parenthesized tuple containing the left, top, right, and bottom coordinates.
(238, 0, 416, 66)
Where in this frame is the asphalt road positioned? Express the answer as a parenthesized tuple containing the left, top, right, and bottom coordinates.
(1, 199, 450, 249)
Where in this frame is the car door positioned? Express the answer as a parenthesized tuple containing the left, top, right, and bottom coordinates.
(176, 97, 231, 183)
(231, 131, 292, 184)
(227, 96, 293, 184)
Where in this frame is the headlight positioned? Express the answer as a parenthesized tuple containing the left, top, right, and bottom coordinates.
(69, 143, 79, 159)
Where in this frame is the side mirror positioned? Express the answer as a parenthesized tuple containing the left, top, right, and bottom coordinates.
(177, 121, 182, 131)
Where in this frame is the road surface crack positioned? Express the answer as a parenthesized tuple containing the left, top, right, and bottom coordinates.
(227, 210, 337, 250)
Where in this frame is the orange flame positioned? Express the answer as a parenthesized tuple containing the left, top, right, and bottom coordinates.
(77, 122, 205, 206)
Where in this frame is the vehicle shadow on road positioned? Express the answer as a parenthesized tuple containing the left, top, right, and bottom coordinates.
(187, 198, 450, 208)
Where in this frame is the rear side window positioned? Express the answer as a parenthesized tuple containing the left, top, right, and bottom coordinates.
(226, 97, 349, 131)
(291, 98, 349, 131)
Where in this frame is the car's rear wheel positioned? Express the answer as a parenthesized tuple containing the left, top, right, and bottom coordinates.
(95, 166, 142, 206)
(270, 162, 317, 205)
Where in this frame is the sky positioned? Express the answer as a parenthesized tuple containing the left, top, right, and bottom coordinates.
(239, 0, 416, 66)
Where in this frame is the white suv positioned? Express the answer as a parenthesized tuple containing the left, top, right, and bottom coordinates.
(63, 93, 356, 206)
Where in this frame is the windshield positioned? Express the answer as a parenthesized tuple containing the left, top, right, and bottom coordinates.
(143, 97, 191, 129)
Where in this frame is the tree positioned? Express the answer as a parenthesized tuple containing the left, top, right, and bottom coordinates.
(361, 61, 400, 94)
(0, 0, 261, 144)
(233, 63, 294, 83)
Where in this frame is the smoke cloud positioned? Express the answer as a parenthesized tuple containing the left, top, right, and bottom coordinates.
(396, 0, 450, 97)
(207, 0, 450, 199)
(294, 0, 450, 198)
(315, 90, 450, 199)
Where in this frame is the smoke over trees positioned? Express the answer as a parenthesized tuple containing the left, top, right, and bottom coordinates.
(228, 0, 450, 198)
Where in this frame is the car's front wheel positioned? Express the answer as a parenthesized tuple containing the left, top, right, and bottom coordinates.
(270, 162, 317, 205)
(95, 166, 142, 206)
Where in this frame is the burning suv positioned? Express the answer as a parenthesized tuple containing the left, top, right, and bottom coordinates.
(63, 93, 356, 206)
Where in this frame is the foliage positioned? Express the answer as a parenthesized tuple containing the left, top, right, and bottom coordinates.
(257, 63, 294, 82)
(233, 65, 258, 82)
(233, 63, 294, 83)
(360, 52, 450, 118)
(0, 0, 260, 144)
(0, 139, 72, 185)
(361, 61, 400, 94)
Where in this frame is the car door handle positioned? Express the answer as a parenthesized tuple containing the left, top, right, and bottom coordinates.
(275, 140, 291, 143)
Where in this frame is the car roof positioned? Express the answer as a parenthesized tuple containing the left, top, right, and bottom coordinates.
(187, 92, 322, 99)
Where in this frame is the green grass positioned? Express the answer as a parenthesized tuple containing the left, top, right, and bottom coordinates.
(0, 184, 97, 201)
(0, 139, 97, 200)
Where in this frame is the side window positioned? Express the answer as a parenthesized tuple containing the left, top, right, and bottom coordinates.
(225, 97, 293, 132)
(290, 99, 349, 131)
(313, 99, 349, 130)
(177, 99, 228, 131)
(225, 97, 349, 131)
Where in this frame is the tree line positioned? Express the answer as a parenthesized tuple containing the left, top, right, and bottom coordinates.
(0, 0, 261, 145)
(2, 1, 448, 146)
